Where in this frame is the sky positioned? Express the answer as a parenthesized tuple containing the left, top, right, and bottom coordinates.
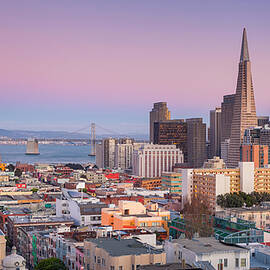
(1, 0, 270, 135)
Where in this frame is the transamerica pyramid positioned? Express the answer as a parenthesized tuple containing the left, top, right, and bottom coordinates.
(228, 28, 257, 168)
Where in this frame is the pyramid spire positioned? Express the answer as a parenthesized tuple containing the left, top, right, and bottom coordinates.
(228, 28, 257, 168)
(240, 28, 250, 62)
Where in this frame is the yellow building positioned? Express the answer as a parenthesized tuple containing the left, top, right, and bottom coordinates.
(193, 166, 270, 194)
(193, 168, 241, 193)
(101, 201, 170, 232)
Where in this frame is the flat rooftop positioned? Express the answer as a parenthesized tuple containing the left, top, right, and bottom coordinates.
(9, 215, 74, 224)
(139, 263, 202, 270)
(225, 206, 270, 212)
(172, 237, 248, 254)
(86, 238, 164, 256)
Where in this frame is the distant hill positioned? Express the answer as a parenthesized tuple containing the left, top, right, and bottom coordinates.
(0, 129, 148, 140)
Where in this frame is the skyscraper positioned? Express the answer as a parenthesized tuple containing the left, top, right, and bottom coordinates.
(221, 94, 235, 143)
(257, 116, 269, 127)
(209, 107, 222, 158)
(149, 102, 171, 142)
(228, 28, 257, 168)
(186, 118, 206, 168)
(95, 138, 117, 169)
(153, 119, 188, 162)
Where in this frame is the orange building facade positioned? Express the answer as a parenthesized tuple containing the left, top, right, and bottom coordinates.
(101, 201, 170, 232)
(134, 178, 162, 190)
(240, 144, 269, 168)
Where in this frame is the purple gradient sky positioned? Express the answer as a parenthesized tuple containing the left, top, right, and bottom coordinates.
(1, 1, 269, 134)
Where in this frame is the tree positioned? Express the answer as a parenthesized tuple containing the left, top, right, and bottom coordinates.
(31, 188, 38, 193)
(217, 191, 270, 208)
(182, 195, 214, 239)
(35, 258, 67, 270)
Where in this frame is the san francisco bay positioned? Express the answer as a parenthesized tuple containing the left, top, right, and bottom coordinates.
(0, 144, 95, 164)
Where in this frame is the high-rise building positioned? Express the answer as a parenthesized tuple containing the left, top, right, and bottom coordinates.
(186, 118, 207, 168)
(96, 139, 145, 170)
(243, 127, 261, 144)
(257, 116, 269, 127)
(260, 125, 270, 163)
(96, 138, 117, 169)
(115, 143, 133, 170)
(149, 102, 171, 142)
(221, 94, 235, 144)
(240, 144, 268, 168)
(209, 107, 222, 157)
(132, 144, 183, 177)
(243, 125, 270, 165)
(228, 28, 257, 167)
(221, 139, 230, 166)
(153, 119, 187, 162)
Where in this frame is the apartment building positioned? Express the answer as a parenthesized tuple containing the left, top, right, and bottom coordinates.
(101, 201, 170, 232)
(84, 238, 166, 270)
(161, 172, 182, 194)
(132, 144, 183, 177)
(216, 206, 270, 230)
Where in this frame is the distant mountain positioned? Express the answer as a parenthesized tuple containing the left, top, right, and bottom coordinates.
(0, 129, 148, 140)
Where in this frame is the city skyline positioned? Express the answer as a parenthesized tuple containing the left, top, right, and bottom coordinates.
(1, 1, 270, 133)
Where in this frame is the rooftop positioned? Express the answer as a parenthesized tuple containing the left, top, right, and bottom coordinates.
(9, 215, 74, 224)
(171, 237, 248, 254)
(139, 263, 202, 270)
(224, 206, 270, 213)
(86, 238, 164, 256)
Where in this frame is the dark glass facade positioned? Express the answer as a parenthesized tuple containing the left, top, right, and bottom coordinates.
(153, 120, 188, 163)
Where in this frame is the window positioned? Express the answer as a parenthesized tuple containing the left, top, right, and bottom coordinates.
(241, 258, 246, 267)
(132, 265, 135, 270)
(119, 267, 123, 270)
(224, 258, 228, 267)
(218, 259, 223, 270)
(110, 267, 115, 270)
(97, 257, 101, 264)
(235, 258, 239, 267)
(102, 258, 106, 266)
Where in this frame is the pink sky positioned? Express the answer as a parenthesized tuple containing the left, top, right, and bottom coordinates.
(0, 1, 269, 133)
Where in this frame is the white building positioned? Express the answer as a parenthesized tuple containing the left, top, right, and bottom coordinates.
(96, 138, 145, 170)
(2, 246, 27, 270)
(180, 162, 254, 210)
(96, 138, 117, 169)
(165, 237, 250, 270)
(56, 189, 106, 227)
(180, 169, 193, 208)
(132, 144, 183, 177)
(239, 162, 254, 193)
(115, 143, 133, 170)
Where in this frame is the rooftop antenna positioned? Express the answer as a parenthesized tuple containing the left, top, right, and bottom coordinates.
(89, 123, 96, 156)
